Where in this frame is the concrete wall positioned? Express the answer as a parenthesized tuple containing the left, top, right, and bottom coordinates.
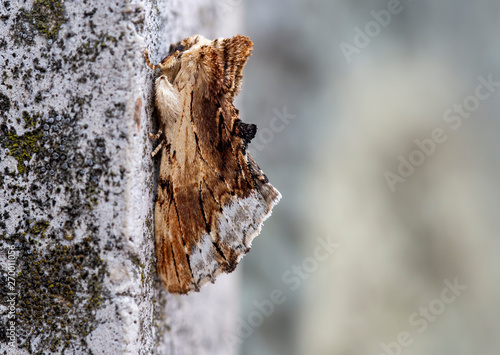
(0, 0, 242, 353)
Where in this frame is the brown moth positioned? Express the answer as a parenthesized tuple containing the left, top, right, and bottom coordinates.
(145, 35, 281, 294)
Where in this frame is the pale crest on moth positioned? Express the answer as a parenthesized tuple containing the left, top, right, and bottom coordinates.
(145, 35, 281, 294)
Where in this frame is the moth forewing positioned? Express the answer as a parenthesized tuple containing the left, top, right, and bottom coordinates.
(146, 34, 281, 294)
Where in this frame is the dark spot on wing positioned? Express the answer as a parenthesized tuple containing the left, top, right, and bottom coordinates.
(234, 119, 257, 143)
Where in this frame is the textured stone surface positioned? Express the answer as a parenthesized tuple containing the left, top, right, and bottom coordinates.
(0, 0, 241, 353)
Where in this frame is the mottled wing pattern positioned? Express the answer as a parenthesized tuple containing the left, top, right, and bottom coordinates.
(151, 35, 281, 294)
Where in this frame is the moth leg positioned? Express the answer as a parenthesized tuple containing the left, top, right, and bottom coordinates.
(151, 141, 164, 158)
(145, 49, 181, 73)
(144, 49, 160, 70)
(149, 129, 163, 140)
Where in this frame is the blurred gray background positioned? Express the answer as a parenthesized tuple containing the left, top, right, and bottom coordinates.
(216, 0, 500, 354)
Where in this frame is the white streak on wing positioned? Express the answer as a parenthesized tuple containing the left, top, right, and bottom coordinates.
(189, 233, 220, 285)
(189, 189, 281, 289)
(218, 191, 275, 259)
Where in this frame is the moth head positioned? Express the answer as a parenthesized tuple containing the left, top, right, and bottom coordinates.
(146, 34, 253, 98)
(177, 35, 253, 99)
(174, 35, 211, 53)
(155, 35, 212, 83)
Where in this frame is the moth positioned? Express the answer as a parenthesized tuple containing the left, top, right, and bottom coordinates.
(145, 35, 281, 294)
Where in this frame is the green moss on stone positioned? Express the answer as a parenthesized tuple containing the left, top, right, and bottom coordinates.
(30, 0, 67, 40)
(22, 110, 42, 129)
(4, 126, 43, 175)
(12, 236, 106, 352)
(30, 221, 50, 236)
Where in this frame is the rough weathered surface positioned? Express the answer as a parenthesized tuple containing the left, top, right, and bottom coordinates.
(0, 0, 241, 354)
